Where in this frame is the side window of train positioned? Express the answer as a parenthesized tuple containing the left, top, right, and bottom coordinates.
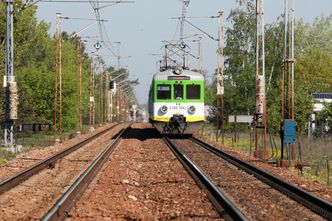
(157, 84, 171, 100)
(186, 84, 200, 99)
(174, 84, 184, 100)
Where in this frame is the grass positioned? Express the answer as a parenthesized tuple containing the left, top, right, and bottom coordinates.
(0, 125, 93, 166)
(0, 148, 16, 165)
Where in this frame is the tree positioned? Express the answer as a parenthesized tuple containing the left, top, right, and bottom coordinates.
(223, 1, 256, 117)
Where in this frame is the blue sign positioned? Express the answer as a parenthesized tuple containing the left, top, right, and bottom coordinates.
(283, 119, 297, 144)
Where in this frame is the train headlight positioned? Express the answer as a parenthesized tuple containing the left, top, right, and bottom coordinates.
(188, 105, 196, 114)
(173, 66, 183, 75)
(160, 105, 168, 114)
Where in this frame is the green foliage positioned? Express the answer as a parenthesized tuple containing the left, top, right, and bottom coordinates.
(223, 1, 256, 116)
(0, 1, 127, 133)
(203, 0, 332, 135)
(295, 15, 332, 55)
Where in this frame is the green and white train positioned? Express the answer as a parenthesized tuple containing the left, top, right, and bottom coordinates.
(148, 67, 205, 133)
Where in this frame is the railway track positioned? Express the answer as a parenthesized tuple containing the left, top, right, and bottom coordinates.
(1, 123, 330, 220)
(189, 136, 332, 220)
(163, 136, 249, 221)
(65, 124, 224, 220)
(165, 135, 332, 221)
(41, 127, 129, 221)
(0, 123, 121, 194)
(0, 124, 128, 221)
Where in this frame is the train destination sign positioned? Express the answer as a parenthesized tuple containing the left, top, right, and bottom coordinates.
(167, 76, 190, 80)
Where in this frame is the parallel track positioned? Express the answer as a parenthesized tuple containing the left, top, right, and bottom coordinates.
(0, 123, 121, 194)
(163, 136, 249, 221)
(189, 136, 332, 220)
(41, 127, 128, 221)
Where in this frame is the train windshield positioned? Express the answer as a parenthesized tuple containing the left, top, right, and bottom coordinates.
(186, 84, 200, 99)
(157, 84, 171, 100)
(174, 84, 184, 100)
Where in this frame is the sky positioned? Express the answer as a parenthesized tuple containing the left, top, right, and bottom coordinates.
(36, 0, 332, 105)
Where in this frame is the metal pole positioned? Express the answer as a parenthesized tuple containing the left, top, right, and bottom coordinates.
(54, 13, 60, 144)
(75, 37, 83, 131)
(98, 74, 101, 124)
(89, 56, 95, 129)
(76, 38, 80, 130)
(180, 0, 189, 68)
(117, 43, 121, 69)
(89, 59, 92, 127)
(4, 0, 17, 148)
(290, 0, 295, 161)
(59, 16, 63, 143)
(106, 72, 110, 122)
(198, 37, 202, 73)
(254, 0, 267, 159)
(216, 11, 223, 142)
(281, 0, 295, 162)
(220, 11, 225, 145)
(79, 39, 83, 131)
(281, 0, 287, 160)
(92, 60, 95, 127)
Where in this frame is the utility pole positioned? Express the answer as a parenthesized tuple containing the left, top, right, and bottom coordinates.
(89, 56, 95, 130)
(54, 13, 63, 143)
(54, 13, 61, 143)
(280, 0, 296, 167)
(193, 36, 202, 72)
(117, 42, 121, 69)
(254, 0, 267, 159)
(76, 37, 79, 130)
(106, 72, 110, 122)
(198, 37, 202, 73)
(4, 0, 18, 149)
(110, 91, 113, 122)
(98, 72, 103, 125)
(216, 11, 224, 144)
(117, 91, 121, 122)
(220, 11, 225, 145)
(75, 37, 83, 131)
(59, 15, 63, 143)
(180, 0, 190, 68)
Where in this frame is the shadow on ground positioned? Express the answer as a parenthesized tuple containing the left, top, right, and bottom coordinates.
(121, 127, 162, 141)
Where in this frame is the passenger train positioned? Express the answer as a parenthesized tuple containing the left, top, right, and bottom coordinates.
(148, 66, 205, 133)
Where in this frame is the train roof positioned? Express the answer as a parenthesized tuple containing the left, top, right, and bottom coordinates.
(153, 69, 204, 81)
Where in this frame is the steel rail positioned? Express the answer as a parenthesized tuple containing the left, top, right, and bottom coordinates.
(41, 127, 129, 221)
(163, 136, 249, 221)
(190, 136, 332, 220)
(0, 123, 121, 194)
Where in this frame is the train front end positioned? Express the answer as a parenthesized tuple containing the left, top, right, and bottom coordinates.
(149, 68, 205, 134)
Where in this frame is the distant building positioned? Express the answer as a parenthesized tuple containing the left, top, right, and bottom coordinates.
(310, 93, 332, 135)
(312, 93, 332, 112)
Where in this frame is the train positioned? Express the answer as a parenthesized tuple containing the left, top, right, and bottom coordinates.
(148, 66, 205, 134)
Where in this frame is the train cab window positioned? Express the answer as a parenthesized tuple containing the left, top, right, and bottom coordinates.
(157, 84, 171, 100)
(174, 84, 184, 100)
(186, 84, 200, 99)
